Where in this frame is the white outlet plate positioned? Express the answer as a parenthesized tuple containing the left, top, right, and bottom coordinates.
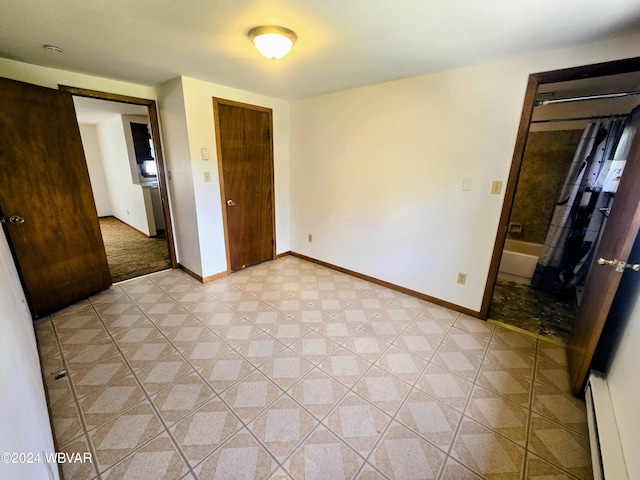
(457, 272, 467, 285)
(462, 178, 472, 191)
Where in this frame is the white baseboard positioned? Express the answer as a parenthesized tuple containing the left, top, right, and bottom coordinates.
(585, 370, 628, 480)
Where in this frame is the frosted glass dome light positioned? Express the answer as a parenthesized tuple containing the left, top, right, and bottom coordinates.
(248, 26, 297, 60)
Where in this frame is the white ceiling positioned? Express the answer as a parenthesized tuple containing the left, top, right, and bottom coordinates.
(3, 0, 640, 100)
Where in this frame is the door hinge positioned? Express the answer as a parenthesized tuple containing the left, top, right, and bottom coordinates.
(267, 128, 271, 138)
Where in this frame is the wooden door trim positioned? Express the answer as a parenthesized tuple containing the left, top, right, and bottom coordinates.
(58, 85, 178, 269)
(479, 56, 640, 319)
(212, 97, 277, 272)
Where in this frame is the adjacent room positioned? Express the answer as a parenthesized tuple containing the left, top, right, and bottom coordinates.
(1, 2, 640, 479)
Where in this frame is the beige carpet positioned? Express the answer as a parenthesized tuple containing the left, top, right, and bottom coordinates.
(99, 216, 171, 283)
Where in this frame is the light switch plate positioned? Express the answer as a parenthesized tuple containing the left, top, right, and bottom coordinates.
(462, 178, 472, 191)
(491, 180, 503, 195)
(201, 148, 210, 160)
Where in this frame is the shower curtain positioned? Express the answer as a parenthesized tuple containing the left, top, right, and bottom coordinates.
(531, 106, 640, 294)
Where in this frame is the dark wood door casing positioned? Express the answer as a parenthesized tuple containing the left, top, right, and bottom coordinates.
(0, 77, 111, 317)
(480, 56, 640, 395)
(213, 98, 275, 272)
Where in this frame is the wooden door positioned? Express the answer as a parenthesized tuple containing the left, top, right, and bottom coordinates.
(567, 126, 640, 395)
(0, 77, 111, 318)
(214, 99, 275, 271)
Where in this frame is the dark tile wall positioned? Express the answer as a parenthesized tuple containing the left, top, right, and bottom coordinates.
(509, 130, 583, 244)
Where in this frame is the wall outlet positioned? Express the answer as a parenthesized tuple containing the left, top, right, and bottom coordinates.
(203, 171, 211, 182)
(491, 180, 503, 195)
(308, 234, 313, 243)
(457, 272, 467, 285)
(462, 178, 473, 191)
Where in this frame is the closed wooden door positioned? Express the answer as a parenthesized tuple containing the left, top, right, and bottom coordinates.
(214, 99, 275, 271)
(0, 77, 111, 317)
(567, 125, 640, 394)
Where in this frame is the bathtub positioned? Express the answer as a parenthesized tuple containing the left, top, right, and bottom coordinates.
(498, 239, 543, 285)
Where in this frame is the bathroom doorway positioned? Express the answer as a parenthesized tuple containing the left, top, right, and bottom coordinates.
(487, 67, 640, 342)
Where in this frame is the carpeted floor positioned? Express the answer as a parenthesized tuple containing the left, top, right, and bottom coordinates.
(488, 279, 576, 343)
(99, 216, 171, 283)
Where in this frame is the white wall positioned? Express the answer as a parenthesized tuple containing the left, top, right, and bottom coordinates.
(157, 77, 198, 272)
(607, 301, 640, 478)
(0, 231, 59, 480)
(79, 123, 113, 216)
(96, 115, 155, 236)
(158, 76, 290, 278)
(289, 33, 640, 312)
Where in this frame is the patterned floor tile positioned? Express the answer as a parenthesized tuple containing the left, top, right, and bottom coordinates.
(134, 351, 196, 395)
(101, 432, 189, 479)
(525, 453, 584, 480)
(531, 383, 589, 436)
(259, 350, 315, 391)
(70, 353, 132, 398)
(199, 350, 255, 393)
(528, 413, 592, 480)
(370, 421, 446, 480)
(475, 361, 532, 406)
(221, 370, 284, 423)
(289, 369, 347, 420)
(149, 372, 215, 425)
(79, 375, 146, 430)
(438, 456, 484, 479)
(249, 395, 319, 461)
(431, 344, 482, 381)
(236, 332, 286, 367)
(324, 392, 392, 457)
(291, 332, 339, 364)
(58, 434, 99, 480)
(396, 389, 461, 450)
(194, 428, 279, 480)
(343, 332, 390, 363)
(170, 397, 241, 465)
(374, 346, 428, 385)
(317, 346, 372, 388)
(442, 330, 490, 358)
(465, 385, 529, 446)
(484, 345, 535, 379)
(450, 418, 525, 480)
(415, 364, 473, 412)
(36, 257, 593, 480)
(120, 336, 178, 371)
(90, 401, 164, 473)
(178, 333, 233, 369)
(285, 425, 364, 480)
(352, 366, 411, 416)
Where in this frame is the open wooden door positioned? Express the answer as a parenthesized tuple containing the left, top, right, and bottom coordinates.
(0, 77, 111, 318)
(567, 124, 640, 394)
(214, 98, 275, 271)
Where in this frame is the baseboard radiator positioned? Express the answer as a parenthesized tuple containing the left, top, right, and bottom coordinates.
(585, 370, 628, 480)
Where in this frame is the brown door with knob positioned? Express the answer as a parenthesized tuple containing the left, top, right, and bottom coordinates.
(213, 98, 275, 271)
(0, 77, 111, 317)
(567, 125, 640, 395)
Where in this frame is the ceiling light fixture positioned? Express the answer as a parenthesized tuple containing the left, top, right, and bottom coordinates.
(248, 26, 297, 60)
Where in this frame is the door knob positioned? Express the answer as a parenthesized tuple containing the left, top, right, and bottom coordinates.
(597, 258, 617, 266)
(227, 199, 236, 206)
(598, 258, 640, 272)
(9, 215, 25, 225)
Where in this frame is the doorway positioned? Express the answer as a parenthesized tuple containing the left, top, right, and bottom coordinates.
(213, 98, 276, 272)
(482, 58, 640, 343)
(61, 86, 178, 282)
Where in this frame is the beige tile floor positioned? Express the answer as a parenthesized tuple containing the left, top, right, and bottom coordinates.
(34, 255, 593, 480)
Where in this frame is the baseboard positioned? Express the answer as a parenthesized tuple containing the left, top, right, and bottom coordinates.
(289, 251, 480, 318)
(585, 370, 628, 480)
(178, 264, 229, 283)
